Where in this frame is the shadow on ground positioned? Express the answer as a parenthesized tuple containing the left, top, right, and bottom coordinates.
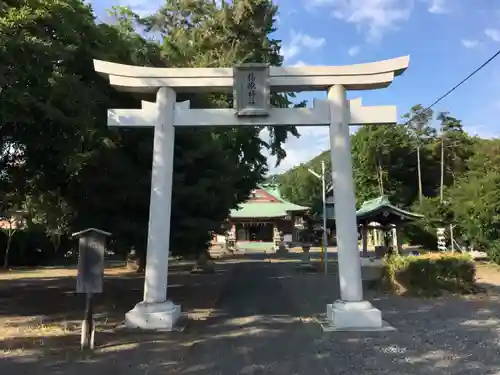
(1, 251, 500, 374)
(0, 262, 229, 323)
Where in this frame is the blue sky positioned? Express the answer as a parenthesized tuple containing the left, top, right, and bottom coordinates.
(90, 0, 500, 173)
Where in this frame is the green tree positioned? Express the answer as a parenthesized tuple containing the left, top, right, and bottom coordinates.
(25, 191, 73, 254)
(0, 193, 25, 268)
(0, 0, 162, 262)
(132, 0, 300, 256)
(278, 151, 330, 209)
(403, 105, 436, 202)
(0, 0, 299, 265)
(436, 112, 474, 200)
(351, 124, 417, 207)
(449, 139, 500, 252)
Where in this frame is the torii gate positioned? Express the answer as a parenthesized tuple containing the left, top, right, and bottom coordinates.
(94, 56, 409, 331)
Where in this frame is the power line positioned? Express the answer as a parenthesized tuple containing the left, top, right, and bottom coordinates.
(405, 48, 500, 126)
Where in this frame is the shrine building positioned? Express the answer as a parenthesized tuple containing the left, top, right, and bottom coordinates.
(226, 183, 309, 245)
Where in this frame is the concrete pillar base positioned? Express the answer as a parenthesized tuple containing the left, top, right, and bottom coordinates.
(325, 300, 384, 330)
(125, 300, 181, 330)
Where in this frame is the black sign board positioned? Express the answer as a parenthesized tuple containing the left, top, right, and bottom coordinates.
(72, 228, 111, 351)
(72, 228, 110, 294)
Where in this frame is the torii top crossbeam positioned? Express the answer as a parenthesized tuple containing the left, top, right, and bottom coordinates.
(93, 56, 409, 93)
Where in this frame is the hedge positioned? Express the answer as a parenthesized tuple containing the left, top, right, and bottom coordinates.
(383, 252, 476, 296)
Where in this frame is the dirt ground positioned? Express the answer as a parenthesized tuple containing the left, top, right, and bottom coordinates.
(0, 260, 232, 355)
(474, 261, 500, 293)
(1, 258, 500, 358)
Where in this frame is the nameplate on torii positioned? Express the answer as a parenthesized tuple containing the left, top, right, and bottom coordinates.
(107, 97, 397, 128)
(233, 63, 270, 117)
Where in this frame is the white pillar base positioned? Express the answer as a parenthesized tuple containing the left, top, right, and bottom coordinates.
(125, 300, 182, 330)
(322, 300, 395, 332)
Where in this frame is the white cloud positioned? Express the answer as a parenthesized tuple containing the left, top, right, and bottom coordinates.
(348, 45, 361, 56)
(281, 30, 326, 63)
(485, 28, 500, 42)
(466, 123, 500, 139)
(264, 117, 371, 174)
(118, 0, 162, 15)
(461, 39, 479, 48)
(260, 124, 328, 174)
(293, 60, 307, 67)
(265, 127, 330, 174)
(424, 0, 449, 14)
(282, 44, 301, 62)
(307, 0, 413, 43)
(300, 35, 327, 49)
(265, 125, 363, 174)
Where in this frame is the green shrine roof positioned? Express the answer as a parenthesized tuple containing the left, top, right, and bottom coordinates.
(229, 184, 309, 219)
(356, 196, 423, 222)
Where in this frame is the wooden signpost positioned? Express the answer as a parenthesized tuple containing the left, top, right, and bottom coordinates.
(72, 228, 111, 351)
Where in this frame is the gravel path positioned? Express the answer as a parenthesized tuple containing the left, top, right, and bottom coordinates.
(279, 256, 500, 375)
(2, 253, 500, 374)
(170, 253, 331, 374)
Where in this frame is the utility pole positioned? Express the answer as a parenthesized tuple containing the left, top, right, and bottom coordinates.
(440, 134, 445, 203)
(308, 160, 328, 275)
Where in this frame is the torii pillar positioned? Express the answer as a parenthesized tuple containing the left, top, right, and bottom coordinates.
(107, 95, 190, 329)
(326, 86, 380, 329)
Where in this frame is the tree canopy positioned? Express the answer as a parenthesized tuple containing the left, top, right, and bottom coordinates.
(277, 107, 500, 255)
(0, 0, 299, 266)
(2, 0, 500, 266)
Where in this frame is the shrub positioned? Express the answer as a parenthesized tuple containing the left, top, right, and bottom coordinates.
(383, 252, 476, 296)
(486, 241, 500, 265)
